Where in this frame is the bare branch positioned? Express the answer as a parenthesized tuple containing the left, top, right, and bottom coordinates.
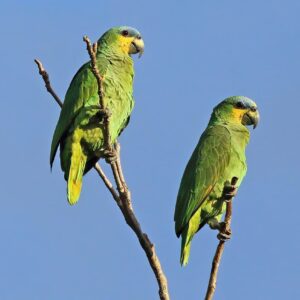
(35, 38, 170, 300)
(34, 59, 63, 107)
(82, 36, 104, 105)
(204, 176, 238, 300)
(82, 35, 170, 299)
(82, 36, 111, 149)
(93, 163, 122, 208)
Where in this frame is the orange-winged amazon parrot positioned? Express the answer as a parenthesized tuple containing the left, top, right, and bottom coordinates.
(174, 96, 259, 265)
(50, 26, 144, 204)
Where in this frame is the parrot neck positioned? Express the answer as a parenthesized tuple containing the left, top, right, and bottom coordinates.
(208, 115, 250, 149)
(208, 109, 228, 126)
(97, 46, 134, 67)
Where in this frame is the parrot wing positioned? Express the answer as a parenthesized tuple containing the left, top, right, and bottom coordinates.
(50, 58, 108, 167)
(174, 125, 231, 236)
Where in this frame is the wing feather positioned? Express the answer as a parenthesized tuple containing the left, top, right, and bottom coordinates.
(174, 125, 231, 236)
(50, 58, 109, 167)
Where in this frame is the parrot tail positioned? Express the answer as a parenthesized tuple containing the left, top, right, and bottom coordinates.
(180, 235, 191, 266)
(179, 209, 202, 266)
(67, 143, 87, 205)
(180, 224, 192, 266)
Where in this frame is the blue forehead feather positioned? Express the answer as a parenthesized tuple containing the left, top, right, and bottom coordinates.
(118, 26, 141, 37)
(225, 96, 257, 108)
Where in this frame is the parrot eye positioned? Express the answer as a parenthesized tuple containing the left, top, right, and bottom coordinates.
(121, 30, 129, 37)
(250, 106, 257, 112)
(136, 35, 142, 40)
(235, 101, 245, 109)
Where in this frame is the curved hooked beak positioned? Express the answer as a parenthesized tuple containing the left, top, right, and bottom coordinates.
(242, 109, 260, 129)
(129, 37, 144, 58)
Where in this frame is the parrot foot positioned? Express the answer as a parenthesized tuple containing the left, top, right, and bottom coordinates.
(208, 218, 223, 231)
(98, 107, 112, 119)
(221, 181, 237, 202)
(103, 143, 121, 163)
(217, 230, 232, 241)
(103, 148, 118, 163)
(217, 222, 232, 241)
(208, 219, 232, 241)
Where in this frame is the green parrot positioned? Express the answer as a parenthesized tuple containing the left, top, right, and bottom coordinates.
(50, 26, 144, 205)
(174, 96, 259, 266)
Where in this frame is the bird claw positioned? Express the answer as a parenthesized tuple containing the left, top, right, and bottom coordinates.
(98, 107, 112, 119)
(217, 222, 232, 241)
(222, 182, 237, 202)
(217, 231, 232, 241)
(207, 219, 232, 241)
(103, 148, 118, 163)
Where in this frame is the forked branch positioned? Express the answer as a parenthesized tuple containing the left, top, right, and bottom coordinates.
(34, 38, 170, 300)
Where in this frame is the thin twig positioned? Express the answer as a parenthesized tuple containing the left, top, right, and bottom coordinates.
(205, 176, 238, 300)
(93, 163, 122, 208)
(35, 44, 170, 300)
(82, 36, 111, 149)
(82, 36, 104, 106)
(114, 143, 132, 210)
(34, 59, 63, 107)
(114, 143, 127, 188)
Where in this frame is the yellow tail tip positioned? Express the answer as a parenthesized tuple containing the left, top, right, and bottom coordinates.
(67, 180, 82, 205)
(180, 240, 191, 266)
(180, 251, 190, 266)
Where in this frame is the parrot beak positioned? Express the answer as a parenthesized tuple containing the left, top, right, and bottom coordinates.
(129, 37, 144, 58)
(242, 108, 260, 129)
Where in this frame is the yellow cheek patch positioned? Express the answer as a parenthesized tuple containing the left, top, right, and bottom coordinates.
(231, 108, 245, 123)
(117, 36, 134, 54)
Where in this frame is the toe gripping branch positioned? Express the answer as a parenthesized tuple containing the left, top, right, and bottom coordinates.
(221, 177, 238, 202)
(217, 176, 238, 241)
(103, 147, 118, 163)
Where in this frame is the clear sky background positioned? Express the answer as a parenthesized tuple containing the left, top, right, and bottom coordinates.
(1, 0, 299, 299)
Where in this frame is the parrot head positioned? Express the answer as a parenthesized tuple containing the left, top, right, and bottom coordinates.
(98, 26, 144, 57)
(212, 96, 260, 129)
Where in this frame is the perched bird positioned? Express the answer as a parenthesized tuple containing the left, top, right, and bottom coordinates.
(50, 26, 144, 205)
(174, 96, 259, 266)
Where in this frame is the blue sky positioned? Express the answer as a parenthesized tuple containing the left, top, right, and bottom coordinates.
(1, 0, 300, 299)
